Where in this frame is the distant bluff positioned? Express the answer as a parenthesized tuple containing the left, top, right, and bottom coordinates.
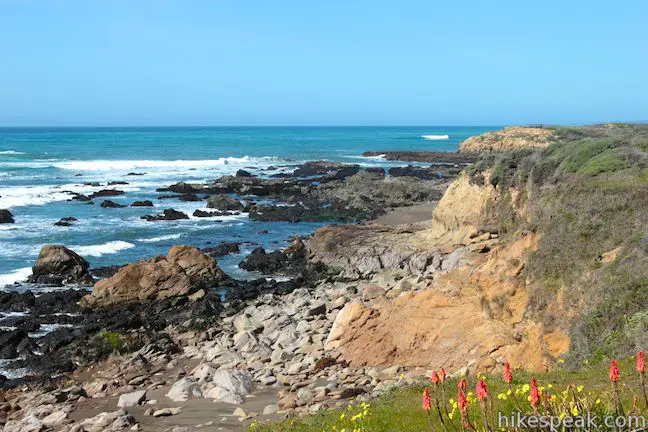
(458, 126, 557, 153)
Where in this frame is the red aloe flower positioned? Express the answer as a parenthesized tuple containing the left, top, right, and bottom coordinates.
(439, 368, 447, 382)
(458, 378, 467, 392)
(430, 370, 440, 384)
(458, 387, 468, 411)
(476, 378, 489, 401)
(423, 387, 432, 412)
(638, 352, 645, 374)
(610, 360, 620, 383)
(530, 377, 540, 409)
(504, 362, 513, 384)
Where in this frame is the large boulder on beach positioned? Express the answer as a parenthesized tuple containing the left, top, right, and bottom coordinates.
(0, 209, 14, 223)
(80, 246, 228, 308)
(27, 245, 94, 285)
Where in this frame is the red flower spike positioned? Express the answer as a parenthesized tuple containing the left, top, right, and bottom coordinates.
(476, 378, 489, 401)
(423, 387, 432, 412)
(530, 377, 540, 408)
(638, 352, 645, 374)
(458, 378, 467, 392)
(458, 388, 468, 411)
(610, 360, 620, 383)
(430, 370, 440, 384)
(439, 368, 447, 382)
(504, 362, 513, 384)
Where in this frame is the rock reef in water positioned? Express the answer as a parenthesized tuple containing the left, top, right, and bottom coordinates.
(0, 209, 14, 224)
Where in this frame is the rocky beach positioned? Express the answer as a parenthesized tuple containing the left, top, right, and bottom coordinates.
(0, 137, 476, 431)
(2, 124, 647, 432)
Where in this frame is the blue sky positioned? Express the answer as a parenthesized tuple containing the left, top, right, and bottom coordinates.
(0, 0, 646, 126)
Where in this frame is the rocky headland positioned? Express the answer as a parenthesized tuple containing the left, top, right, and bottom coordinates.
(2, 124, 647, 431)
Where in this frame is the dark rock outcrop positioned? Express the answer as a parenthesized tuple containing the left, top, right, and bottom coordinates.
(27, 245, 94, 286)
(292, 161, 360, 177)
(0, 330, 28, 359)
(388, 166, 447, 179)
(141, 209, 189, 221)
(131, 200, 154, 207)
(157, 182, 205, 194)
(236, 169, 253, 177)
(238, 238, 311, 276)
(54, 216, 78, 227)
(100, 200, 126, 208)
(192, 209, 235, 218)
(89, 189, 126, 199)
(206, 195, 244, 211)
(178, 193, 202, 202)
(202, 242, 241, 258)
(0, 209, 14, 224)
(69, 193, 91, 202)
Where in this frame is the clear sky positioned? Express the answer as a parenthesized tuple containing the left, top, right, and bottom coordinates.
(0, 0, 646, 126)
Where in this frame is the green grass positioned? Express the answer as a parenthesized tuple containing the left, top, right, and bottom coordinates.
(254, 358, 647, 432)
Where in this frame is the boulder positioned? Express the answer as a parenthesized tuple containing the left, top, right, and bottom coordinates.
(202, 242, 240, 258)
(239, 247, 288, 273)
(0, 209, 14, 224)
(72, 409, 136, 432)
(201, 369, 253, 404)
(166, 377, 202, 402)
(0, 330, 28, 359)
(53, 216, 78, 227)
(362, 284, 386, 301)
(100, 200, 126, 208)
(206, 195, 244, 211)
(88, 189, 125, 199)
(193, 209, 234, 218)
(236, 169, 253, 177)
(324, 302, 367, 350)
(27, 245, 93, 285)
(131, 200, 154, 207)
(117, 390, 147, 408)
(141, 209, 189, 221)
(80, 246, 228, 307)
(158, 182, 205, 194)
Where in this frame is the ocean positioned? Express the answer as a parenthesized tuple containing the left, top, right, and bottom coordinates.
(0, 126, 498, 288)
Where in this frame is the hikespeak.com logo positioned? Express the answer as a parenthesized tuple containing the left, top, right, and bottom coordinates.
(498, 411, 648, 431)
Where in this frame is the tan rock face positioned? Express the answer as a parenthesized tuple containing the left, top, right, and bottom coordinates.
(458, 127, 556, 153)
(331, 232, 563, 373)
(80, 246, 227, 308)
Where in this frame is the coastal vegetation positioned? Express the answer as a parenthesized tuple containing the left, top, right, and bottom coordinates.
(256, 356, 647, 432)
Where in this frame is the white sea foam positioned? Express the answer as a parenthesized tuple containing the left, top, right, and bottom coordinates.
(29, 323, 74, 338)
(421, 134, 450, 140)
(51, 156, 276, 171)
(0, 182, 142, 209)
(0, 150, 25, 155)
(136, 233, 183, 243)
(73, 241, 135, 257)
(0, 267, 32, 287)
(362, 154, 386, 160)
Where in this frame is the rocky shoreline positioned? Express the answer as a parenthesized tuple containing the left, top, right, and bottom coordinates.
(0, 155, 468, 432)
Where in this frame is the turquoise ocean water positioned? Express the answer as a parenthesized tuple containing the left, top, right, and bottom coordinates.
(0, 126, 498, 287)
